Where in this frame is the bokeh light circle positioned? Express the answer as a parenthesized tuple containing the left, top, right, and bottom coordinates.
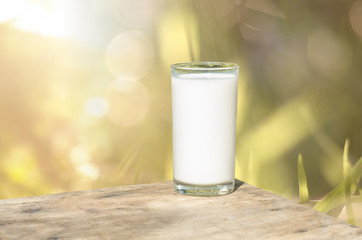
(84, 96, 109, 118)
(307, 29, 351, 80)
(114, 0, 164, 28)
(106, 79, 149, 127)
(69, 144, 91, 165)
(105, 30, 154, 79)
(350, 0, 362, 38)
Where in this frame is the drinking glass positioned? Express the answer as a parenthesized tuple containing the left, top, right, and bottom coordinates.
(171, 62, 238, 196)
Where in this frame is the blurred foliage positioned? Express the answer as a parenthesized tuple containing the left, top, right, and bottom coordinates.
(298, 154, 309, 203)
(0, 0, 361, 226)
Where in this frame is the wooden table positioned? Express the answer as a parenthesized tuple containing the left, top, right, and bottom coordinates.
(0, 181, 361, 239)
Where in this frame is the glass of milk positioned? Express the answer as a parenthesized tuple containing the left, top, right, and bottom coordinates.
(171, 62, 238, 196)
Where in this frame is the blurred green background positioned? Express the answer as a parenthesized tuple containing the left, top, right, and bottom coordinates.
(0, 0, 361, 225)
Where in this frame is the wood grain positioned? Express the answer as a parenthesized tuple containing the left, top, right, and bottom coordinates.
(0, 181, 361, 240)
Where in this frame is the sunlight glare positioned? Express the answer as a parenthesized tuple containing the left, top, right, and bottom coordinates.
(12, 0, 72, 38)
(0, 0, 27, 23)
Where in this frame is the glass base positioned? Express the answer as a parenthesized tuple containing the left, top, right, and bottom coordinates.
(174, 179, 235, 197)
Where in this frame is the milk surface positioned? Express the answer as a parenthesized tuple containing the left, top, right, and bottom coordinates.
(172, 73, 238, 185)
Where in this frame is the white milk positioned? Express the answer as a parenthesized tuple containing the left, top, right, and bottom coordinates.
(172, 73, 238, 185)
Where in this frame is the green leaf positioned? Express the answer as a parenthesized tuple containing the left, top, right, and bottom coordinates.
(343, 139, 351, 179)
(298, 154, 309, 203)
(313, 157, 362, 214)
(343, 139, 355, 225)
(345, 176, 355, 225)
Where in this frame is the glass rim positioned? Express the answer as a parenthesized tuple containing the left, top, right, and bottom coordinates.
(171, 62, 238, 71)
